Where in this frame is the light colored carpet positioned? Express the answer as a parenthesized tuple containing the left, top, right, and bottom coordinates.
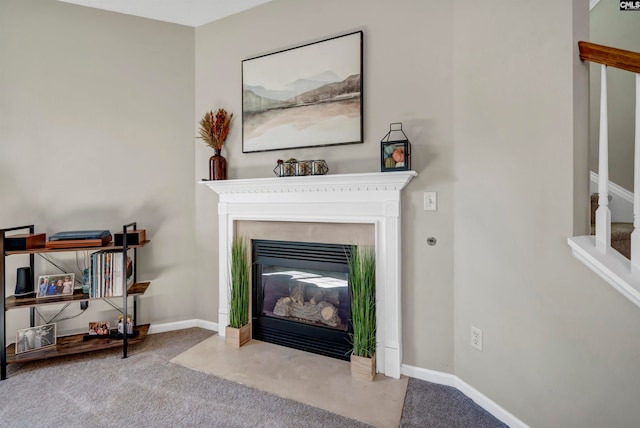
(2, 328, 371, 428)
(171, 335, 408, 428)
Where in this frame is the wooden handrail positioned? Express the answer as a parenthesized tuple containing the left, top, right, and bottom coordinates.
(579, 41, 640, 74)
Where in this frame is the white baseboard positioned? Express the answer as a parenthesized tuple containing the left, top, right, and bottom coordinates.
(401, 363, 529, 428)
(401, 363, 456, 387)
(148, 319, 218, 334)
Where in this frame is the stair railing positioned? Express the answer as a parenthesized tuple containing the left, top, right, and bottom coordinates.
(579, 42, 640, 270)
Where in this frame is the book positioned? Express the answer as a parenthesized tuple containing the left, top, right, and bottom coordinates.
(49, 230, 111, 241)
(90, 250, 134, 298)
(45, 236, 111, 249)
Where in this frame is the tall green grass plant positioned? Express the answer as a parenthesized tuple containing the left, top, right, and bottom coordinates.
(229, 236, 249, 328)
(348, 245, 376, 358)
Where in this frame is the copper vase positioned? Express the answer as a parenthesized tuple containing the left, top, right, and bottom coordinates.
(209, 148, 227, 180)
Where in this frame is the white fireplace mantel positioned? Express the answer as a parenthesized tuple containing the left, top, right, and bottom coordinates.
(203, 171, 417, 379)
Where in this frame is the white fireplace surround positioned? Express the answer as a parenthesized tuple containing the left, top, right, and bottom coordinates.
(203, 170, 416, 379)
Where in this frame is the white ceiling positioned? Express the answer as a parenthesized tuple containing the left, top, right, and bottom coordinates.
(56, 0, 272, 27)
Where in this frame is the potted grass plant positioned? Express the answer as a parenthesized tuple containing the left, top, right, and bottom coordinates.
(348, 245, 376, 381)
(226, 235, 251, 347)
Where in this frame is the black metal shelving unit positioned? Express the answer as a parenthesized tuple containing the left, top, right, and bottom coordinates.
(0, 222, 150, 380)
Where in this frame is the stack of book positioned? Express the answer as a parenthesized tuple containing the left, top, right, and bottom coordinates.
(90, 250, 133, 298)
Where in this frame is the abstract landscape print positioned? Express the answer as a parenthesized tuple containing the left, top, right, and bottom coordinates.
(242, 31, 363, 153)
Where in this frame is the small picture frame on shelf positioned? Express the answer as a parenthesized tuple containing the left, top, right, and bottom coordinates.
(381, 140, 411, 171)
(88, 322, 111, 336)
(15, 323, 56, 354)
(118, 315, 133, 335)
(36, 273, 75, 299)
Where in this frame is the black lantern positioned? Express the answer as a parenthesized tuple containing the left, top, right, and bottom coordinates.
(380, 122, 411, 172)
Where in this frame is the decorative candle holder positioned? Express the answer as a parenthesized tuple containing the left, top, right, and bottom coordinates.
(273, 160, 329, 177)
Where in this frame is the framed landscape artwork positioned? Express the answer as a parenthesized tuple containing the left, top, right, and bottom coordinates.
(242, 31, 363, 153)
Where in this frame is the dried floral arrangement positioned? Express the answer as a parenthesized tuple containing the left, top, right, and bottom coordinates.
(198, 108, 233, 151)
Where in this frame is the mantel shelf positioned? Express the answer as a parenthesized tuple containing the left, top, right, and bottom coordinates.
(201, 171, 417, 195)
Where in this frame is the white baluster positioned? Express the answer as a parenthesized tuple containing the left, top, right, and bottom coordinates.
(632, 73, 640, 273)
(596, 64, 611, 254)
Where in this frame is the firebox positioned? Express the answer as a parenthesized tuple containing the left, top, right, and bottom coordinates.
(252, 240, 352, 360)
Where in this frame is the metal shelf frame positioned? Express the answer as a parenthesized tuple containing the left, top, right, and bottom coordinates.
(0, 222, 146, 380)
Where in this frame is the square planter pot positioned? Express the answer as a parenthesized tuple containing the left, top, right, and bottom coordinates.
(225, 323, 251, 348)
(350, 353, 376, 381)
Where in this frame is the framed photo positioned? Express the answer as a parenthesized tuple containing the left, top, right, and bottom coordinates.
(381, 141, 411, 172)
(118, 315, 133, 335)
(15, 324, 56, 354)
(242, 31, 363, 153)
(36, 273, 75, 298)
(88, 322, 111, 336)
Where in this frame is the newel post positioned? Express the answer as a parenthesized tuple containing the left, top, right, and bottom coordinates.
(596, 64, 612, 254)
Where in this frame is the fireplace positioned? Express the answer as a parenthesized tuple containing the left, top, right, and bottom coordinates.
(203, 171, 416, 378)
(252, 240, 353, 360)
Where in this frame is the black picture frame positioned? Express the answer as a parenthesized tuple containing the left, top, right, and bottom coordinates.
(242, 31, 363, 153)
(381, 140, 411, 172)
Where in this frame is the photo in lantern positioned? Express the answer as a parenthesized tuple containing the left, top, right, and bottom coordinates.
(380, 123, 411, 172)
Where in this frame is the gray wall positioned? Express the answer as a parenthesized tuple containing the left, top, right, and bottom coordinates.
(194, 0, 456, 373)
(0, 0, 196, 333)
(195, 1, 640, 427)
(589, 0, 640, 190)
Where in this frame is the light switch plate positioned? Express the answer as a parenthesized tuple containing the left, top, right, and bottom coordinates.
(424, 192, 437, 211)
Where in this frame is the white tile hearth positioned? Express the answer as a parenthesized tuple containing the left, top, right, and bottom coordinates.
(171, 334, 408, 428)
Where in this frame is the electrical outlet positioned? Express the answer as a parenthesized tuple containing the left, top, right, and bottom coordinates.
(471, 326, 483, 351)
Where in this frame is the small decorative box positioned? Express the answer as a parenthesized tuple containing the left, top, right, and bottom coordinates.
(5, 233, 46, 251)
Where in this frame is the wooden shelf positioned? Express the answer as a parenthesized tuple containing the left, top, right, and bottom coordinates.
(6, 324, 150, 364)
(5, 240, 150, 256)
(1, 222, 150, 380)
(5, 282, 150, 310)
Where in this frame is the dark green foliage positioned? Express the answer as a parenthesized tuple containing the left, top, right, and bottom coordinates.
(229, 236, 249, 328)
(348, 245, 376, 358)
